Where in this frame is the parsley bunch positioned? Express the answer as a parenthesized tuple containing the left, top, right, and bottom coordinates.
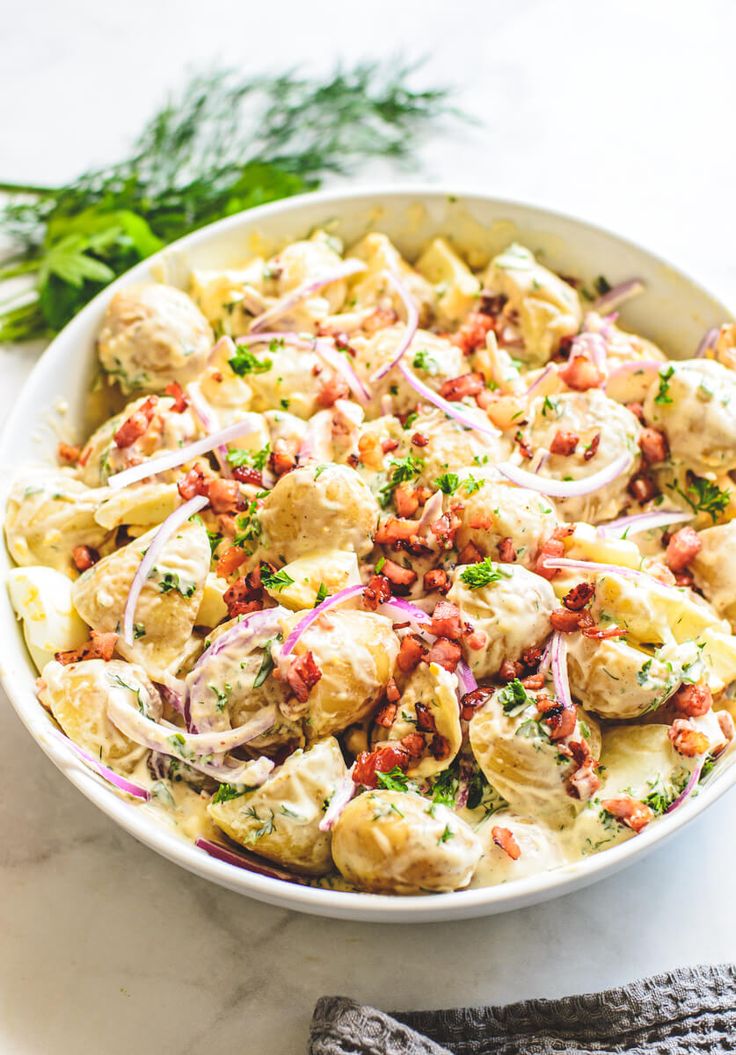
(0, 61, 457, 343)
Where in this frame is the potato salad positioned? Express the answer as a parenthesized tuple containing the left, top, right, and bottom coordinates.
(7, 229, 736, 896)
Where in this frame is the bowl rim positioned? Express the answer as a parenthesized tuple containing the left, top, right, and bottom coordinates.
(2, 181, 735, 922)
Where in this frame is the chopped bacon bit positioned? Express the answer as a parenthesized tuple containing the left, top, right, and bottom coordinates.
(208, 478, 245, 514)
(535, 537, 565, 580)
(429, 600, 463, 641)
(665, 526, 702, 573)
(382, 559, 417, 589)
(492, 826, 521, 860)
(639, 427, 669, 465)
(415, 701, 438, 733)
(583, 432, 601, 462)
(514, 432, 534, 460)
(550, 607, 585, 633)
(363, 574, 392, 610)
(164, 381, 188, 412)
(114, 396, 158, 449)
(223, 573, 263, 618)
(521, 645, 543, 668)
(58, 442, 81, 465)
(71, 544, 99, 572)
(424, 636, 462, 672)
(567, 757, 601, 801)
(536, 694, 577, 741)
(671, 683, 712, 718)
(400, 732, 426, 758)
(397, 635, 426, 673)
(439, 372, 485, 402)
(269, 440, 296, 478)
(550, 430, 579, 456)
(56, 630, 118, 665)
(374, 701, 398, 728)
(216, 545, 246, 578)
(499, 659, 523, 682)
(432, 509, 462, 550)
(374, 517, 417, 546)
(460, 686, 493, 721)
(452, 311, 496, 355)
(497, 537, 517, 563)
(628, 473, 657, 504)
(718, 711, 735, 743)
(429, 733, 450, 760)
(478, 292, 507, 316)
(602, 796, 653, 833)
(559, 355, 604, 391)
(553, 524, 575, 540)
(381, 438, 400, 454)
(177, 464, 211, 501)
(669, 718, 710, 757)
(423, 568, 450, 594)
(411, 432, 429, 447)
(386, 677, 400, 704)
(286, 651, 323, 702)
(626, 401, 645, 423)
(394, 485, 420, 519)
(317, 376, 351, 407)
(353, 743, 411, 787)
(465, 629, 487, 651)
(468, 514, 492, 531)
(674, 571, 694, 588)
(458, 541, 484, 565)
(231, 465, 264, 487)
(521, 673, 546, 690)
(580, 622, 627, 640)
(563, 582, 595, 611)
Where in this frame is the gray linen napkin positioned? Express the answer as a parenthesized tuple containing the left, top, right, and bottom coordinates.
(309, 964, 736, 1054)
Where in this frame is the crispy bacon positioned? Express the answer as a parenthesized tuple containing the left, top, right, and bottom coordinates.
(56, 630, 118, 665)
(114, 396, 158, 449)
(231, 465, 264, 487)
(269, 440, 296, 478)
(559, 355, 604, 391)
(497, 537, 517, 562)
(550, 430, 579, 456)
(316, 376, 351, 407)
(671, 683, 712, 717)
(415, 701, 438, 733)
(71, 544, 99, 572)
(353, 743, 411, 787)
(397, 635, 426, 673)
(208, 478, 246, 514)
(429, 600, 463, 641)
(401, 732, 426, 758)
(382, 559, 418, 589)
(563, 582, 595, 611)
(460, 686, 493, 721)
(536, 694, 577, 741)
(411, 432, 429, 448)
(58, 442, 81, 465)
(492, 826, 521, 860)
(499, 659, 522, 682)
(425, 636, 462, 672)
(665, 526, 702, 573)
(374, 701, 398, 728)
(669, 718, 710, 757)
(458, 541, 484, 566)
(431, 509, 462, 550)
(583, 432, 601, 462)
(580, 622, 627, 640)
(567, 757, 601, 801)
(374, 517, 417, 546)
(423, 568, 450, 594)
(222, 572, 263, 618)
(514, 432, 534, 460)
(177, 464, 210, 501)
(363, 574, 392, 610)
(602, 796, 653, 833)
(439, 372, 485, 401)
(286, 651, 323, 702)
(521, 645, 544, 668)
(626, 401, 645, 423)
(451, 312, 496, 355)
(550, 607, 585, 633)
(381, 438, 400, 454)
(394, 485, 420, 519)
(215, 545, 246, 578)
(386, 678, 400, 704)
(535, 537, 565, 580)
(429, 733, 451, 760)
(164, 381, 188, 412)
(628, 473, 657, 504)
(639, 427, 669, 465)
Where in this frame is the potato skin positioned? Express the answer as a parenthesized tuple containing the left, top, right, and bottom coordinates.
(332, 790, 482, 894)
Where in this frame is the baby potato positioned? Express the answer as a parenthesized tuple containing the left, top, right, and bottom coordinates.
(332, 790, 482, 894)
(7, 566, 89, 672)
(484, 244, 582, 366)
(643, 359, 736, 475)
(454, 474, 559, 569)
(72, 518, 210, 679)
(207, 737, 348, 875)
(592, 570, 726, 646)
(93, 482, 181, 531)
(386, 662, 462, 778)
(415, 237, 481, 327)
(275, 232, 348, 313)
(448, 563, 556, 679)
(38, 658, 161, 772)
(469, 688, 600, 828)
(263, 549, 361, 610)
(280, 608, 400, 739)
(190, 257, 267, 336)
(692, 520, 736, 625)
(470, 812, 567, 887)
(347, 232, 435, 322)
(258, 463, 380, 562)
(4, 469, 108, 574)
(244, 342, 327, 420)
(355, 329, 466, 416)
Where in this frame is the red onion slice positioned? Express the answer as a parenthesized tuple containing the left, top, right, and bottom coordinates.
(456, 659, 478, 697)
(195, 837, 307, 883)
(542, 555, 676, 591)
(398, 362, 502, 440)
(108, 418, 264, 490)
(280, 584, 365, 658)
(186, 380, 230, 476)
(250, 259, 367, 333)
(379, 596, 432, 626)
(122, 493, 209, 647)
(695, 328, 719, 359)
(597, 509, 692, 539)
(319, 767, 357, 832)
(665, 758, 705, 813)
(497, 450, 632, 498)
(550, 631, 572, 709)
(51, 728, 150, 800)
(370, 271, 420, 382)
(593, 278, 645, 314)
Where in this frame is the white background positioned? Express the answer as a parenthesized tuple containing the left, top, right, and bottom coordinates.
(1, 2, 735, 1052)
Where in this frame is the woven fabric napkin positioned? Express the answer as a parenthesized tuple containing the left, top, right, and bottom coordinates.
(309, 964, 736, 1054)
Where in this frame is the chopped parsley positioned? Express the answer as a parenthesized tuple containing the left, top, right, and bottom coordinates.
(430, 765, 459, 807)
(437, 824, 455, 844)
(375, 556, 386, 573)
(654, 364, 675, 405)
(402, 411, 418, 431)
(206, 530, 223, 556)
(253, 637, 277, 688)
(314, 464, 328, 479)
(155, 570, 196, 597)
(461, 474, 484, 496)
(541, 395, 559, 418)
(637, 658, 653, 685)
(210, 683, 231, 712)
(261, 565, 295, 592)
(133, 622, 146, 640)
(244, 806, 276, 841)
(228, 345, 273, 376)
(227, 443, 270, 471)
(375, 766, 410, 792)
(497, 678, 531, 717)
(435, 472, 460, 495)
(378, 452, 424, 508)
(412, 349, 439, 373)
(594, 275, 611, 296)
(314, 582, 330, 606)
(212, 783, 246, 804)
(459, 557, 512, 590)
(671, 474, 730, 523)
(233, 500, 263, 548)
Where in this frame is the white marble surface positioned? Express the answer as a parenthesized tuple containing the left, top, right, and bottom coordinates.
(2, 1, 736, 1052)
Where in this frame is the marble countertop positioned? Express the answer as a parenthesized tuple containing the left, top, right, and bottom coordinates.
(2, 1, 735, 1051)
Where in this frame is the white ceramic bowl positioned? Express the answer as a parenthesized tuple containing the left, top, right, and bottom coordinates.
(2, 186, 734, 922)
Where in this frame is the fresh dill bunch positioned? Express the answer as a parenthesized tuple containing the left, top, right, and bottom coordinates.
(0, 59, 458, 342)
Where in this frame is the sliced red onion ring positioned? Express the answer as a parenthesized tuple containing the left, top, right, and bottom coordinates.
(192, 754, 274, 786)
(695, 327, 719, 359)
(593, 278, 645, 314)
(398, 363, 501, 440)
(370, 271, 419, 382)
(597, 509, 692, 539)
(314, 339, 371, 404)
(250, 259, 367, 333)
(108, 417, 264, 489)
(665, 758, 705, 813)
(280, 584, 365, 658)
(497, 450, 632, 498)
(550, 631, 572, 709)
(154, 675, 187, 718)
(529, 448, 550, 475)
(195, 837, 307, 883)
(122, 494, 209, 647)
(456, 660, 478, 697)
(538, 637, 552, 675)
(186, 380, 230, 476)
(51, 728, 150, 800)
(319, 767, 357, 832)
(542, 555, 676, 591)
(194, 607, 284, 671)
(379, 596, 431, 625)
